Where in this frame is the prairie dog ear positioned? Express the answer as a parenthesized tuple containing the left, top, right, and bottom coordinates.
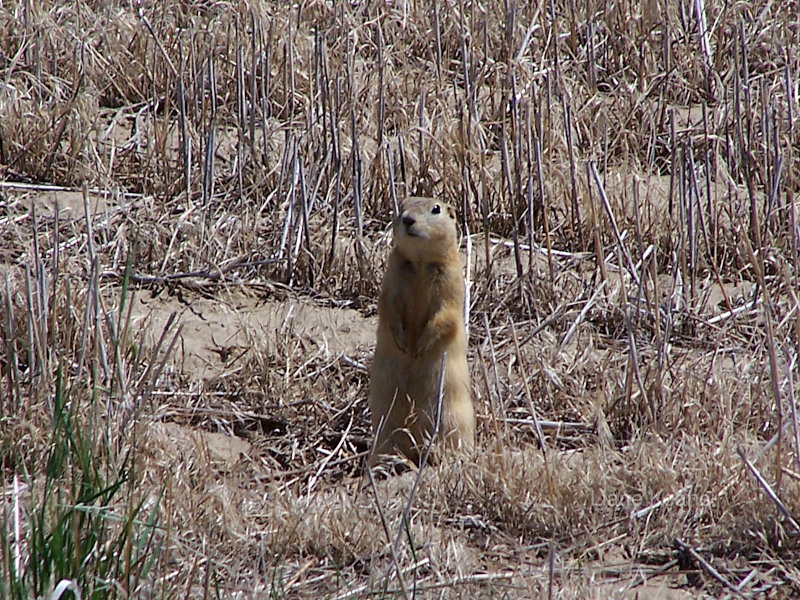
(446, 204, 456, 219)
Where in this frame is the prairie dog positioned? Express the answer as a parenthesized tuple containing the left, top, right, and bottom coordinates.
(368, 197, 475, 465)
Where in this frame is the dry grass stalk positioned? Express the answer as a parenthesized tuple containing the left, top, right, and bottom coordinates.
(737, 446, 800, 534)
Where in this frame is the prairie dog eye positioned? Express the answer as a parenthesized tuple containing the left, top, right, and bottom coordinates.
(431, 204, 441, 215)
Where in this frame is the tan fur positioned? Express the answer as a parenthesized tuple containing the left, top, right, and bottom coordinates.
(368, 197, 475, 465)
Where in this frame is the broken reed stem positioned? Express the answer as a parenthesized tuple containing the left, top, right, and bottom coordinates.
(693, 0, 713, 97)
(327, 131, 342, 269)
(562, 98, 582, 248)
(547, 540, 556, 600)
(331, 561, 431, 600)
(376, 22, 385, 148)
(90, 254, 111, 388)
(737, 446, 800, 534)
(23, 266, 41, 380)
(686, 140, 735, 316)
(741, 213, 785, 486)
(483, 312, 505, 438)
(476, 343, 504, 445)
(589, 160, 641, 288)
(624, 307, 655, 423)
(202, 55, 217, 214)
(366, 466, 411, 600)
(585, 161, 607, 284)
(3, 273, 21, 411)
(236, 42, 245, 201)
(130, 312, 178, 409)
(433, 1, 442, 81)
(137, 5, 178, 76)
(510, 73, 526, 281)
(675, 539, 746, 598)
(509, 318, 547, 456)
(74, 258, 95, 385)
(500, 127, 523, 281)
(788, 353, 800, 474)
(248, 12, 257, 163)
(30, 203, 45, 361)
(351, 102, 363, 241)
(561, 280, 606, 348)
(532, 109, 554, 287)
(684, 143, 700, 310)
(286, 139, 299, 285)
(307, 412, 353, 493)
(464, 222, 472, 339)
(386, 144, 398, 215)
(178, 47, 191, 205)
(133, 320, 183, 424)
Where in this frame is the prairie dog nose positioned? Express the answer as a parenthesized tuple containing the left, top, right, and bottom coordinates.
(402, 214, 416, 227)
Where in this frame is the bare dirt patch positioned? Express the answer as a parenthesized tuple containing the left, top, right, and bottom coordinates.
(130, 288, 374, 381)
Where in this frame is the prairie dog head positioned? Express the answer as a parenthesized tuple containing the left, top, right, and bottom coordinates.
(393, 197, 458, 263)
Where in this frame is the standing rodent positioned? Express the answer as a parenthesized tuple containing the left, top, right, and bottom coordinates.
(368, 197, 475, 465)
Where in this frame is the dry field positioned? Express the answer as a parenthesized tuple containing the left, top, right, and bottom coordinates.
(1, 0, 799, 597)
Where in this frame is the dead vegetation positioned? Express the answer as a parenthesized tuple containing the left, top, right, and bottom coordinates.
(1, 0, 799, 597)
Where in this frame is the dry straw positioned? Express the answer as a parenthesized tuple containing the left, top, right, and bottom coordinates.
(1, 0, 799, 597)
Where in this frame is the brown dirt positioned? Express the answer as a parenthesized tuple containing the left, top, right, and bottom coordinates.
(130, 288, 375, 381)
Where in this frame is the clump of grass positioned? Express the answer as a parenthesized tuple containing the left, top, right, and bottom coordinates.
(0, 218, 164, 597)
(1, 368, 162, 599)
